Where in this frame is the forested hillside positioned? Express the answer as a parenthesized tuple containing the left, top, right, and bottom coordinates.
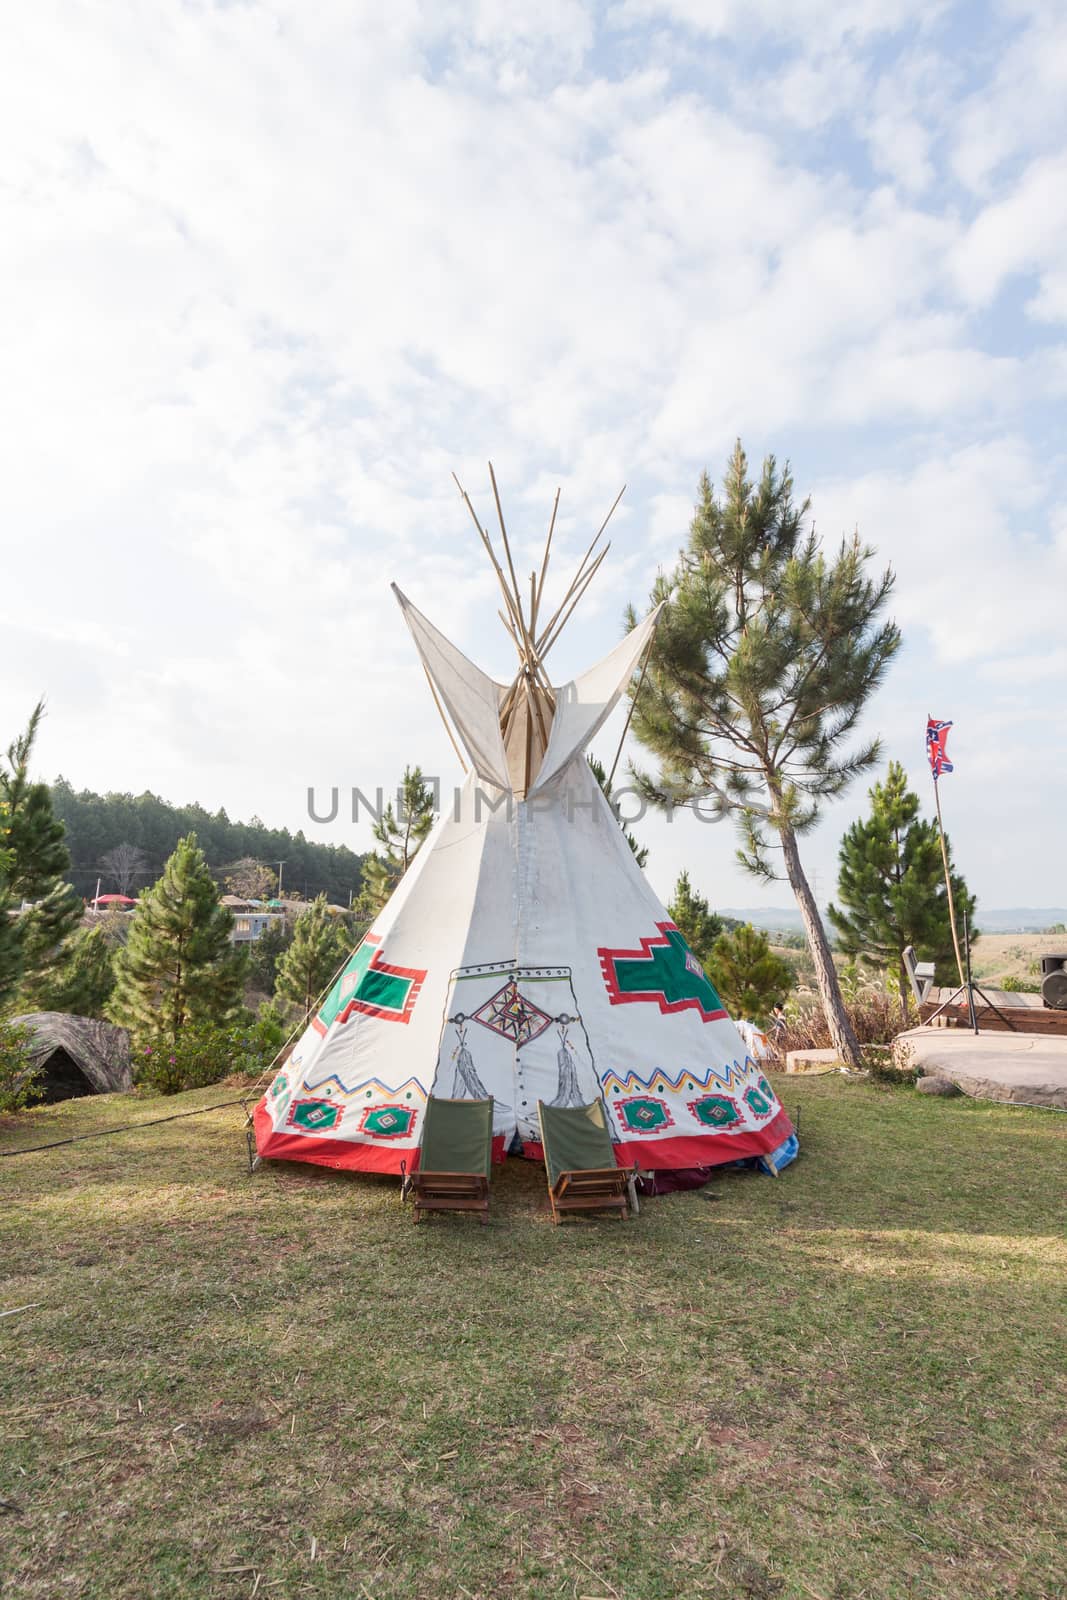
(50, 779, 365, 904)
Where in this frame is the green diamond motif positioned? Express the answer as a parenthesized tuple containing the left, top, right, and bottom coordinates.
(359, 1105, 417, 1140)
(744, 1086, 772, 1118)
(618, 1096, 671, 1133)
(288, 1098, 343, 1133)
(689, 1094, 742, 1130)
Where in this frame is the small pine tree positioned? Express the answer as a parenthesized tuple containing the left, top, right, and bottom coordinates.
(0, 703, 83, 1008)
(588, 756, 648, 867)
(246, 919, 293, 995)
(358, 767, 436, 919)
(708, 923, 796, 1026)
(828, 761, 976, 1018)
(274, 895, 352, 1026)
(30, 925, 115, 1018)
(0, 799, 22, 1008)
(111, 833, 245, 1043)
(667, 870, 724, 968)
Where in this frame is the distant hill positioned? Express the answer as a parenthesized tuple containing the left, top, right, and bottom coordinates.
(973, 909, 1067, 933)
(50, 779, 365, 906)
(721, 905, 1067, 935)
(719, 906, 808, 934)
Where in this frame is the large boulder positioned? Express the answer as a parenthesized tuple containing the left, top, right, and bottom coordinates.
(915, 1072, 961, 1097)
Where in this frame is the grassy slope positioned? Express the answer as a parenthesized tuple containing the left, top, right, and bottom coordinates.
(1, 1077, 1065, 1600)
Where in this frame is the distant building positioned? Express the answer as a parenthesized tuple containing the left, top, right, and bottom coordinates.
(221, 894, 287, 944)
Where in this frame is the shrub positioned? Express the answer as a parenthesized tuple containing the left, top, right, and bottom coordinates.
(1000, 975, 1040, 993)
(777, 988, 903, 1055)
(135, 1014, 286, 1096)
(0, 1019, 43, 1113)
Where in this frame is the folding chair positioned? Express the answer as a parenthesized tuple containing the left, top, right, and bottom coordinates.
(410, 1096, 494, 1225)
(537, 1099, 632, 1224)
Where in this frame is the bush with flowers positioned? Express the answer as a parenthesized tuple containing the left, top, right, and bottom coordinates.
(135, 1011, 287, 1096)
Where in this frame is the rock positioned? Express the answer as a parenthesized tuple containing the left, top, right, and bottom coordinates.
(915, 1073, 961, 1096)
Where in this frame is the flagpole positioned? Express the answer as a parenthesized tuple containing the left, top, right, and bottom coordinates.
(929, 718, 966, 989)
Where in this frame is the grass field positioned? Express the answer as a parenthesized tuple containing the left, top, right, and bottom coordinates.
(2, 1076, 1065, 1600)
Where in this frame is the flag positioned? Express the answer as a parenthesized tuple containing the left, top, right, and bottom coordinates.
(926, 717, 953, 779)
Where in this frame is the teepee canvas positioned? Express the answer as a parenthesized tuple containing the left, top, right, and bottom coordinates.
(255, 471, 798, 1180)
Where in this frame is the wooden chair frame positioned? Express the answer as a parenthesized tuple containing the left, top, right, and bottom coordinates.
(547, 1164, 630, 1224)
(411, 1171, 490, 1225)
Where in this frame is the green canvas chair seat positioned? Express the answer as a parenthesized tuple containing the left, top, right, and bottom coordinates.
(537, 1099, 632, 1224)
(411, 1095, 494, 1225)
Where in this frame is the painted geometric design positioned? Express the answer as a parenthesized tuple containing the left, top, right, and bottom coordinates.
(286, 1097, 345, 1133)
(470, 978, 554, 1044)
(687, 1093, 743, 1130)
(314, 934, 426, 1033)
(269, 1072, 289, 1100)
(600, 1057, 755, 1097)
(614, 1095, 675, 1134)
(598, 923, 728, 1022)
(302, 1070, 429, 1103)
(743, 1085, 774, 1119)
(757, 1075, 775, 1102)
(357, 1104, 417, 1140)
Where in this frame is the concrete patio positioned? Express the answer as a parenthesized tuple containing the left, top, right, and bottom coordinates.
(894, 1027, 1067, 1110)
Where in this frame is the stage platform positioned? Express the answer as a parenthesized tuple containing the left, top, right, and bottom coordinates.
(895, 1027, 1067, 1110)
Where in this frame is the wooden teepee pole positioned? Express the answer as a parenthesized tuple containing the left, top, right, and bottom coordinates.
(453, 472, 529, 668)
(420, 663, 468, 775)
(538, 543, 611, 660)
(606, 625, 658, 789)
(536, 489, 560, 616)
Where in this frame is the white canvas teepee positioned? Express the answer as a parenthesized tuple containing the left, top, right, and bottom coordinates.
(255, 472, 797, 1179)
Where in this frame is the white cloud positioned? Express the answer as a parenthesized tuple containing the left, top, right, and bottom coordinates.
(0, 0, 1063, 907)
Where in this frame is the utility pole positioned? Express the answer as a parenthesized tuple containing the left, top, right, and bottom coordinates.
(276, 860, 286, 898)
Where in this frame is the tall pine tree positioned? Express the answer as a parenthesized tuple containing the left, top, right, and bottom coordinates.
(110, 833, 245, 1042)
(628, 442, 900, 1066)
(358, 767, 436, 918)
(274, 895, 351, 1026)
(828, 761, 976, 1018)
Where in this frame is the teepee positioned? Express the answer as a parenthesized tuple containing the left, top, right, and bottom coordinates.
(255, 470, 798, 1179)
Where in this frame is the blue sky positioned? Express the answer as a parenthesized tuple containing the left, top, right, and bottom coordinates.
(2, 0, 1065, 913)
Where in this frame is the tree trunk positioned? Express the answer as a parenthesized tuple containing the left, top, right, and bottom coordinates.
(777, 818, 863, 1067)
(898, 953, 911, 1024)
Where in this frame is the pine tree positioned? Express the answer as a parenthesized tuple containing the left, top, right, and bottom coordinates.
(357, 767, 436, 918)
(0, 800, 20, 1009)
(110, 833, 245, 1042)
(628, 442, 900, 1066)
(0, 703, 83, 1008)
(28, 925, 115, 1018)
(588, 756, 648, 867)
(274, 895, 352, 1026)
(667, 870, 724, 968)
(828, 761, 976, 1018)
(708, 923, 795, 1026)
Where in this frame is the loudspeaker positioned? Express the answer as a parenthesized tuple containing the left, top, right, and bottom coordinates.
(1040, 954, 1067, 1010)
